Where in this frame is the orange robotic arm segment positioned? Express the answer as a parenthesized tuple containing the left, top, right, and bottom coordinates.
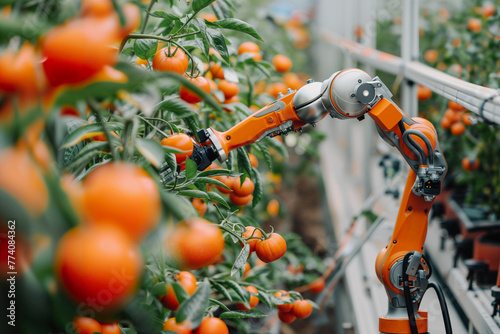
(209, 93, 307, 156)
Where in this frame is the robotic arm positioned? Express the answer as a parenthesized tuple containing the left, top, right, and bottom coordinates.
(170, 68, 449, 334)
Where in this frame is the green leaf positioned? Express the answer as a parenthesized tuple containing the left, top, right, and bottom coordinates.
(172, 282, 190, 305)
(176, 189, 209, 200)
(213, 282, 233, 302)
(151, 282, 167, 296)
(251, 168, 263, 207)
(210, 19, 263, 41)
(160, 191, 198, 219)
(65, 141, 110, 169)
(164, 153, 177, 174)
(193, 176, 231, 190)
(149, 11, 179, 24)
(198, 169, 241, 178)
(185, 158, 198, 180)
(211, 0, 231, 20)
(231, 244, 250, 276)
(156, 98, 196, 118)
(257, 290, 273, 309)
(219, 309, 266, 319)
(221, 62, 238, 83)
(256, 142, 272, 170)
(206, 27, 230, 62)
(263, 137, 288, 158)
(134, 39, 158, 60)
(192, 0, 216, 13)
(136, 138, 165, 168)
(236, 148, 252, 178)
(176, 278, 210, 328)
(207, 191, 230, 209)
(224, 280, 249, 306)
(62, 122, 124, 148)
(209, 298, 231, 311)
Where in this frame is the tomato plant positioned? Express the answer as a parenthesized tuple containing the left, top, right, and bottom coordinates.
(0, 0, 326, 332)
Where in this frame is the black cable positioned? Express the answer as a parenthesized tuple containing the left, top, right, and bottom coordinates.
(427, 282, 453, 334)
(404, 129, 435, 166)
(402, 251, 419, 334)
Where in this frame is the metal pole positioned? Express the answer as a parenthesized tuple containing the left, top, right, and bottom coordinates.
(401, 0, 419, 117)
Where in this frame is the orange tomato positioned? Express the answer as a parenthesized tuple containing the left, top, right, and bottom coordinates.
(462, 113, 474, 125)
(248, 153, 258, 168)
(73, 317, 101, 334)
(266, 199, 279, 217)
(42, 17, 118, 86)
(266, 82, 287, 99)
(255, 233, 287, 263)
(218, 79, 239, 99)
(210, 62, 224, 79)
(136, 57, 148, 67)
(214, 175, 234, 194)
(55, 225, 142, 312)
(229, 193, 253, 206)
(293, 300, 313, 319)
(163, 318, 192, 334)
(82, 162, 161, 242)
(120, 3, 141, 37)
(166, 218, 225, 270)
(243, 262, 251, 278)
(444, 108, 461, 123)
(440, 117, 451, 130)
(274, 290, 293, 312)
(416, 85, 432, 101)
(309, 278, 326, 293)
(482, 3, 496, 18)
(179, 76, 211, 104)
(448, 100, 466, 112)
(0, 145, 48, 215)
(193, 317, 229, 334)
(468, 18, 481, 33)
(241, 226, 263, 253)
(161, 133, 194, 164)
(100, 322, 121, 334)
(61, 173, 85, 216)
(462, 157, 480, 172)
(278, 310, 296, 324)
(160, 271, 197, 311)
(282, 73, 303, 90)
(192, 198, 207, 217)
(153, 47, 189, 74)
(272, 54, 292, 73)
(81, 0, 113, 17)
(222, 96, 240, 112)
(236, 286, 259, 311)
(423, 49, 438, 63)
(0, 43, 44, 96)
(238, 42, 260, 54)
(450, 121, 465, 136)
(231, 178, 255, 197)
(198, 13, 218, 23)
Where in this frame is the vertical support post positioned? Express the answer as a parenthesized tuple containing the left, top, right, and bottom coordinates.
(401, 0, 419, 117)
(360, 0, 376, 199)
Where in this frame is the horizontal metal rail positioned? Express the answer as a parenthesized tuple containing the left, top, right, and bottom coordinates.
(322, 30, 500, 125)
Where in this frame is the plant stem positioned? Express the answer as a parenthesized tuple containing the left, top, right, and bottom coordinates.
(142, 117, 174, 134)
(140, 0, 157, 34)
(138, 115, 170, 138)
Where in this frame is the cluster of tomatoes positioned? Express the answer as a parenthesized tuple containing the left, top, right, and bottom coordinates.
(439, 100, 475, 136)
(0, 0, 141, 121)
